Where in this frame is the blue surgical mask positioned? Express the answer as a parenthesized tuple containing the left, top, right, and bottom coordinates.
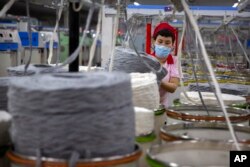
(154, 44, 172, 59)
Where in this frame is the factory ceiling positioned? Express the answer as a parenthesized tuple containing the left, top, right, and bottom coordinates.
(134, 0, 238, 6)
(0, 0, 241, 27)
(0, 0, 98, 27)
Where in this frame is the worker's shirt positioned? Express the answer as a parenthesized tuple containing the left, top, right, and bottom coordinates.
(151, 54, 180, 107)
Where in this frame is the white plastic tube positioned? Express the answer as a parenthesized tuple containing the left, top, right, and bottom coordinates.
(39, 2, 95, 74)
(87, 1, 103, 71)
(57, 4, 95, 68)
(48, 0, 64, 64)
(109, 0, 121, 72)
(181, 0, 240, 150)
(24, 0, 32, 72)
(73, 1, 84, 12)
(0, 0, 16, 18)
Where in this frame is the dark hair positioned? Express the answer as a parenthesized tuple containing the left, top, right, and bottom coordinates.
(153, 29, 175, 43)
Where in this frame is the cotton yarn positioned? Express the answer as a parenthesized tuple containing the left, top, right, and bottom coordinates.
(0, 110, 11, 147)
(7, 64, 66, 76)
(130, 73, 160, 110)
(105, 47, 167, 82)
(180, 91, 246, 106)
(134, 107, 154, 136)
(78, 66, 105, 72)
(8, 72, 135, 159)
(50, 65, 105, 72)
(0, 77, 10, 111)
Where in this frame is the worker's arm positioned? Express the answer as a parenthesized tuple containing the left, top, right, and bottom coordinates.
(160, 77, 180, 93)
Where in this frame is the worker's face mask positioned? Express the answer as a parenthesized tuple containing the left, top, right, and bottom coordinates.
(154, 44, 172, 59)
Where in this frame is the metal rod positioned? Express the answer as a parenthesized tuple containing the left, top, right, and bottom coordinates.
(69, 2, 79, 72)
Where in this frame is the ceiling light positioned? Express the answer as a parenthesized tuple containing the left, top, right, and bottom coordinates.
(232, 2, 239, 8)
(172, 19, 178, 22)
(133, 2, 140, 6)
(169, 163, 178, 167)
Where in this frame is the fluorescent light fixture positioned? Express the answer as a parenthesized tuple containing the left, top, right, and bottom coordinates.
(169, 163, 178, 167)
(172, 19, 178, 22)
(232, 2, 239, 8)
(133, 2, 140, 6)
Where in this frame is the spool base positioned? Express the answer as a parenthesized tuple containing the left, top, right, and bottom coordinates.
(7, 145, 142, 167)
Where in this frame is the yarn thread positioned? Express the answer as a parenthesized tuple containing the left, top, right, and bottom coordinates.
(105, 47, 167, 83)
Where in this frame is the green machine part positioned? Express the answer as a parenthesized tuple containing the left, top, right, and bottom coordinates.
(59, 32, 69, 62)
(59, 32, 93, 62)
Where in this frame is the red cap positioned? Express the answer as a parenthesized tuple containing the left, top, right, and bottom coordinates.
(153, 22, 178, 56)
(153, 22, 176, 39)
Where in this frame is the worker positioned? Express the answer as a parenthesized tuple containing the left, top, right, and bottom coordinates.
(151, 22, 180, 107)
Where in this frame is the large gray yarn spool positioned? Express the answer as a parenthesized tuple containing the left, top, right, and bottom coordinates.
(0, 77, 10, 111)
(105, 47, 167, 82)
(4, 64, 65, 111)
(7, 64, 66, 76)
(8, 72, 135, 159)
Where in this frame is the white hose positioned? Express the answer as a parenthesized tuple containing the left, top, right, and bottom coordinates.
(50, 4, 95, 71)
(181, 0, 240, 150)
(230, 27, 250, 64)
(38, 2, 95, 74)
(60, 5, 94, 66)
(24, 0, 32, 72)
(87, 1, 103, 71)
(73, 1, 84, 12)
(109, 0, 121, 72)
(0, 0, 16, 18)
(48, 0, 64, 64)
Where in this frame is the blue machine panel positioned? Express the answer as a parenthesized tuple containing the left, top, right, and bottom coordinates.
(45, 41, 58, 49)
(247, 39, 250, 49)
(19, 32, 39, 47)
(0, 43, 18, 51)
